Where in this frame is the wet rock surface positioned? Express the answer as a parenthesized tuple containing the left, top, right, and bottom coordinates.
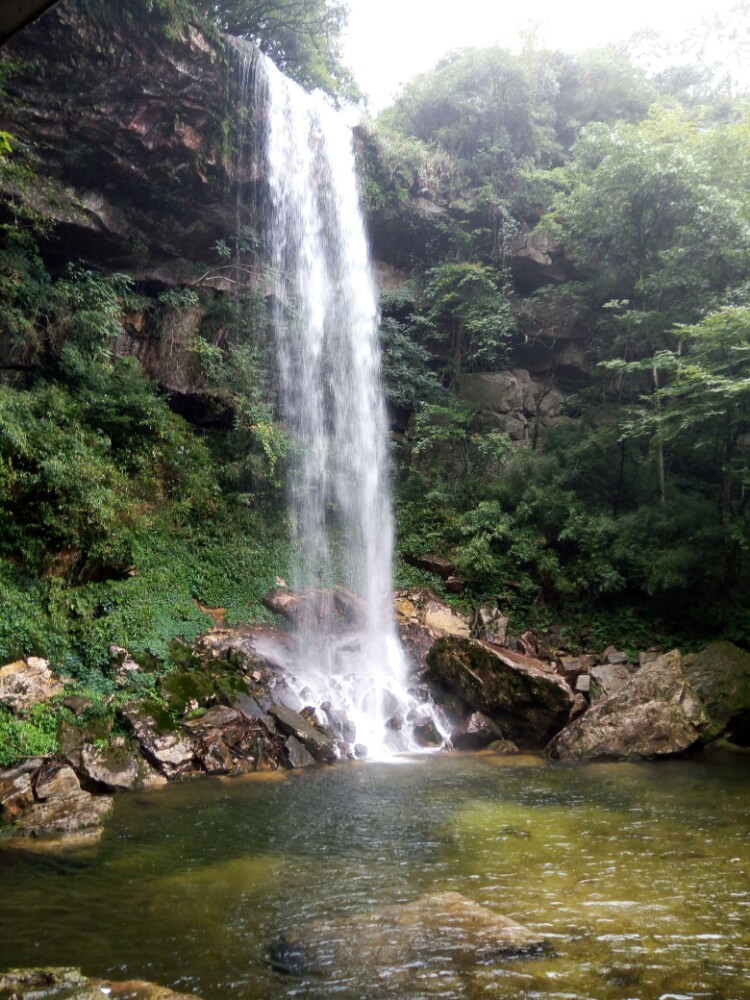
(268, 706, 337, 763)
(11, 763, 113, 840)
(426, 636, 574, 748)
(270, 890, 551, 978)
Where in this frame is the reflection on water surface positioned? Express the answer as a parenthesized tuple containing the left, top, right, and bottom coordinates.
(1, 752, 749, 1000)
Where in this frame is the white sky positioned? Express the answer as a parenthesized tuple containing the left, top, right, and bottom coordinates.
(342, 0, 741, 112)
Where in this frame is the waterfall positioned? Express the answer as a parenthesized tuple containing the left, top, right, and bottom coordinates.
(232, 43, 443, 757)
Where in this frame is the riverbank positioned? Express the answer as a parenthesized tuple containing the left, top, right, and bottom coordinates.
(2, 589, 749, 847)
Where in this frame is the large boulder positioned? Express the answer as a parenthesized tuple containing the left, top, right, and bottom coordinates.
(426, 637, 574, 747)
(11, 764, 113, 839)
(548, 650, 705, 760)
(549, 642, 750, 760)
(395, 590, 472, 673)
(270, 891, 550, 978)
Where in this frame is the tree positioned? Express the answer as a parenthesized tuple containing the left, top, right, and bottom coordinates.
(195, 0, 355, 97)
(626, 308, 750, 530)
(384, 48, 549, 189)
(423, 262, 516, 384)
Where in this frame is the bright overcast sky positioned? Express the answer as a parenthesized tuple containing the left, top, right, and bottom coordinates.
(343, 0, 740, 112)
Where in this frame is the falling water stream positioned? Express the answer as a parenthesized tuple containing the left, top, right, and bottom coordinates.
(236, 49, 441, 756)
(1, 49, 749, 1000)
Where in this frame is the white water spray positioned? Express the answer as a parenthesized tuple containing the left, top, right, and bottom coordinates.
(234, 45, 444, 756)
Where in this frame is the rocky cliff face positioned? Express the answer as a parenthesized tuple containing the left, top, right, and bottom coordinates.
(1, 0, 260, 285)
(1, 3, 590, 416)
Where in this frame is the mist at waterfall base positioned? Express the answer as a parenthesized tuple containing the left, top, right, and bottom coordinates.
(234, 46, 445, 758)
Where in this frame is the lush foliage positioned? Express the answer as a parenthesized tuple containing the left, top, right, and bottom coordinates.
(371, 30, 750, 649)
(142, 0, 355, 98)
(197, 0, 356, 97)
(0, 232, 288, 676)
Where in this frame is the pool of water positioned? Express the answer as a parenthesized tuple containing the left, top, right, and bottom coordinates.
(1, 751, 749, 1000)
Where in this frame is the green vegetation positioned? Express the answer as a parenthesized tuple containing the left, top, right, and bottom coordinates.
(369, 29, 750, 648)
(194, 0, 357, 98)
(0, 230, 288, 678)
(4, 0, 750, 753)
(137, 0, 354, 99)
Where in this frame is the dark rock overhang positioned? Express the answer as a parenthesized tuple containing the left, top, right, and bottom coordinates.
(0, 0, 61, 45)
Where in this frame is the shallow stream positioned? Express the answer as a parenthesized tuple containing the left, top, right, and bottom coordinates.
(1, 752, 749, 1000)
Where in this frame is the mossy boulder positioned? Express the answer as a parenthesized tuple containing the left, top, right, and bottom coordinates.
(682, 641, 750, 745)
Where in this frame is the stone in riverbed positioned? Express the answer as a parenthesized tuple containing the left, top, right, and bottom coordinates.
(269, 706, 337, 763)
(269, 890, 551, 977)
(0, 968, 202, 1000)
(13, 765, 113, 838)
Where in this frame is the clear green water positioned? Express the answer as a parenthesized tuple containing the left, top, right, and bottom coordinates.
(1, 752, 749, 1000)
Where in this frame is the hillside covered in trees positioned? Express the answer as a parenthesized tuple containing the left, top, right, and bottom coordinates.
(1, 0, 750, 761)
(364, 32, 750, 649)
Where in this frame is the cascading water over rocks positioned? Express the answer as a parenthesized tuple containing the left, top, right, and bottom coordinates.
(231, 43, 444, 756)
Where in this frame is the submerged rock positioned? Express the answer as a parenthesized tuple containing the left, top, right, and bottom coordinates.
(270, 890, 551, 977)
(426, 637, 574, 748)
(0, 968, 202, 1000)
